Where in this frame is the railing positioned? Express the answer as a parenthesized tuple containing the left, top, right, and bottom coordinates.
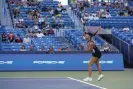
(7, 2, 14, 28)
(112, 34, 133, 64)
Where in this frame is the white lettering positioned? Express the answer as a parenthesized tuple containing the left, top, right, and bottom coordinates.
(33, 61, 65, 64)
(83, 61, 90, 64)
(0, 61, 13, 64)
(99, 61, 106, 64)
(83, 61, 113, 64)
(106, 61, 113, 64)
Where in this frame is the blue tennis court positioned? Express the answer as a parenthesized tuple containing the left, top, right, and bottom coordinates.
(0, 77, 106, 89)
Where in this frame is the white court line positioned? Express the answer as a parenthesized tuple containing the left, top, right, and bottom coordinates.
(67, 77, 107, 89)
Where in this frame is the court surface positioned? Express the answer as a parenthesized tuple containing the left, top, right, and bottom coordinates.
(0, 70, 133, 89)
(0, 77, 105, 89)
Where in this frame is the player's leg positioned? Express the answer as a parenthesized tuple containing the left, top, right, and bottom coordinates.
(88, 57, 97, 77)
(95, 58, 104, 81)
(83, 57, 97, 82)
(95, 58, 102, 75)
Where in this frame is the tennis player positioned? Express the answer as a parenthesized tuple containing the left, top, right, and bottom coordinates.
(83, 27, 104, 82)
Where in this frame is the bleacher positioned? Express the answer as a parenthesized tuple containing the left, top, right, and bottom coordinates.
(9, 1, 74, 28)
(112, 28, 133, 64)
(84, 7, 118, 17)
(40, 1, 59, 7)
(0, 1, 126, 52)
(32, 37, 74, 51)
(1, 43, 31, 51)
(71, 3, 133, 28)
(0, 26, 76, 51)
(0, 0, 78, 51)
(72, 4, 118, 17)
(112, 28, 133, 45)
(0, 26, 31, 51)
(86, 16, 133, 28)
(0, 0, 121, 53)
(65, 29, 118, 53)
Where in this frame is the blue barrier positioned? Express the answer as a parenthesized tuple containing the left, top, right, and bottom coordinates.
(129, 1, 133, 7)
(0, 53, 124, 71)
(130, 47, 133, 64)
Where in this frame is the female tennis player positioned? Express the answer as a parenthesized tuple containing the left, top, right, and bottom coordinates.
(83, 27, 104, 82)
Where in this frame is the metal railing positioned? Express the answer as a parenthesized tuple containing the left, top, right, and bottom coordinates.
(112, 34, 133, 64)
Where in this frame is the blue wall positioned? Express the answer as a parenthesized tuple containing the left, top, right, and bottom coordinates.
(0, 53, 124, 71)
(129, 1, 133, 7)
